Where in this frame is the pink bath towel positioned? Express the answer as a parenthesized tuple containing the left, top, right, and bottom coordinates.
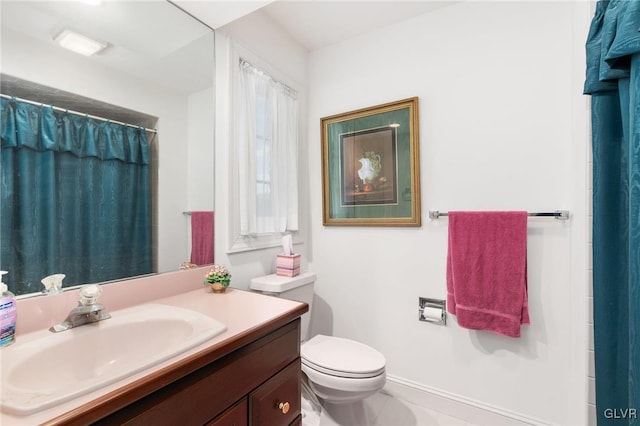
(446, 211, 530, 337)
(190, 211, 214, 266)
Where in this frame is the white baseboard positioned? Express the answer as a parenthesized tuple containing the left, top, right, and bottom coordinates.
(383, 375, 550, 426)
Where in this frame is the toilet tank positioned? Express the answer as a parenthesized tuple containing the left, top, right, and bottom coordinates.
(250, 272, 316, 341)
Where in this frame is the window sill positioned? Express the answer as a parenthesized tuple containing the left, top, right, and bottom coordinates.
(227, 232, 302, 254)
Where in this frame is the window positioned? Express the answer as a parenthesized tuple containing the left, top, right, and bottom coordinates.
(230, 56, 300, 251)
(255, 91, 275, 231)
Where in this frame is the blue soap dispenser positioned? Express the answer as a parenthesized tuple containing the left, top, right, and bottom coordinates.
(0, 270, 17, 347)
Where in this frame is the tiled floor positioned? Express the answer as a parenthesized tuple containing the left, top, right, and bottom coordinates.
(303, 390, 472, 426)
(366, 391, 470, 426)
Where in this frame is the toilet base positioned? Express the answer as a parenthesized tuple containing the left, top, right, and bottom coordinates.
(307, 379, 380, 404)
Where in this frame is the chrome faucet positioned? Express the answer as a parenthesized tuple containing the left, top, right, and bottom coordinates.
(50, 284, 111, 332)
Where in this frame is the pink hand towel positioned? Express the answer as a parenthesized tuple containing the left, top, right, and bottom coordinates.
(190, 211, 214, 266)
(446, 211, 530, 337)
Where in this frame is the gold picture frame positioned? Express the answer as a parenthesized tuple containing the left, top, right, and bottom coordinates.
(321, 97, 421, 226)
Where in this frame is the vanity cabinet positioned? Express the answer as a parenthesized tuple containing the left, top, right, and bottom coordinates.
(85, 319, 302, 426)
(208, 360, 301, 426)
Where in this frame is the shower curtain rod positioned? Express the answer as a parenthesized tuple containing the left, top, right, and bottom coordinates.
(0, 93, 157, 134)
(428, 210, 570, 220)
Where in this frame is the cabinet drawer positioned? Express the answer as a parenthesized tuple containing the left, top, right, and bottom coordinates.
(206, 398, 247, 426)
(249, 360, 301, 426)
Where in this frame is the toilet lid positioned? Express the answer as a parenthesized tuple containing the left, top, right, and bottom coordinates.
(301, 335, 386, 378)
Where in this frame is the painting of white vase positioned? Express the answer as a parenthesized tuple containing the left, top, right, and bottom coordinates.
(339, 128, 397, 204)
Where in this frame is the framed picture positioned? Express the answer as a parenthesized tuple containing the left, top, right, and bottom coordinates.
(321, 97, 421, 226)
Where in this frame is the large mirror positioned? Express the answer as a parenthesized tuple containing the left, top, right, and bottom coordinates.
(0, 0, 215, 297)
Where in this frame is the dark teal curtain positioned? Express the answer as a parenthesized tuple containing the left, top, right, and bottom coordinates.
(584, 1, 640, 424)
(0, 97, 152, 295)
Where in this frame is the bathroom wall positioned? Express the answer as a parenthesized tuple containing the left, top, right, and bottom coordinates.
(212, 1, 591, 423)
(187, 87, 215, 213)
(305, 2, 591, 425)
(584, 7, 596, 425)
(1, 28, 197, 273)
(587, 137, 595, 425)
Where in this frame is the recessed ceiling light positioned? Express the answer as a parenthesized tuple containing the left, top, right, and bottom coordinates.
(54, 29, 107, 56)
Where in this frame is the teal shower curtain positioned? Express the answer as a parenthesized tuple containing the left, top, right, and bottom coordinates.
(0, 98, 152, 295)
(584, 1, 640, 424)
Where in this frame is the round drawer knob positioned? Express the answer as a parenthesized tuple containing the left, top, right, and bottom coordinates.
(278, 401, 290, 414)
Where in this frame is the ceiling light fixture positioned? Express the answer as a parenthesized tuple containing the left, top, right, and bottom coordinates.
(54, 29, 107, 56)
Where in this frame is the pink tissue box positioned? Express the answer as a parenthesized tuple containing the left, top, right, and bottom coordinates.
(276, 254, 301, 277)
(276, 267, 301, 277)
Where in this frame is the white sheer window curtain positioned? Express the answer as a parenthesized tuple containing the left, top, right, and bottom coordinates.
(236, 59, 299, 236)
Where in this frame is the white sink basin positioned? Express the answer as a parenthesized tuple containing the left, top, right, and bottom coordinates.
(0, 303, 226, 416)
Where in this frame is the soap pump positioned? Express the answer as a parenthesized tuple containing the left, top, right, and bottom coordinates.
(0, 270, 17, 347)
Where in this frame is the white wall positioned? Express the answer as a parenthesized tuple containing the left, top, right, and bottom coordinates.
(184, 87, 216, 262)
(306, 2, 590, 424)
(187, 87, 215, 213)
(211, 1, 592, 423)
(1, 28, 193, 273)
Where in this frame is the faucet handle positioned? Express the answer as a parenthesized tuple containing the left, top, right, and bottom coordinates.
(79, 284, 102, 306)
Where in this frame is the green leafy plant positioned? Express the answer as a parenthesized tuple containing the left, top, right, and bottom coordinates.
(204, 265, 231, 286)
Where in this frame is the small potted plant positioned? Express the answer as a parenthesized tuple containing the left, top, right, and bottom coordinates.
(204, 265, 231, 293)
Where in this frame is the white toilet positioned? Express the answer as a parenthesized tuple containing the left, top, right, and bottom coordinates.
(250, 272, 386, 422)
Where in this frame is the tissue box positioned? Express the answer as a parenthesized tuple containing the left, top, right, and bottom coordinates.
(276, 253, 301, 277)
(276, 266, 301, 277)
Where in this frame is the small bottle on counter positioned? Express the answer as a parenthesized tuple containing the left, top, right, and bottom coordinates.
(0, 270, 17, 347)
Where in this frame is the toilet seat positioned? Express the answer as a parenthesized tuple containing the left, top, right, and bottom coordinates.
(301, 335, 386, 379)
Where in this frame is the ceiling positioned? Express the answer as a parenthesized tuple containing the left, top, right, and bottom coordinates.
(0, 0, 457, 121)
(1, 0, 214, 125)
(1, 1, 458, 95)
(176, 0, 457, 52)
(172, 0, 272, 29)
(1, 1, 214, 95)
(261, 1, 456, 51)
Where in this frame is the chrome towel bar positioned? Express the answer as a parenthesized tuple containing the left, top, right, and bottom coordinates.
(428, 210, 570, 220)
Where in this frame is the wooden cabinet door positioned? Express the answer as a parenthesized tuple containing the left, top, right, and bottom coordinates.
(249, 360, 301, 426)
(206, 398, 248, 426)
